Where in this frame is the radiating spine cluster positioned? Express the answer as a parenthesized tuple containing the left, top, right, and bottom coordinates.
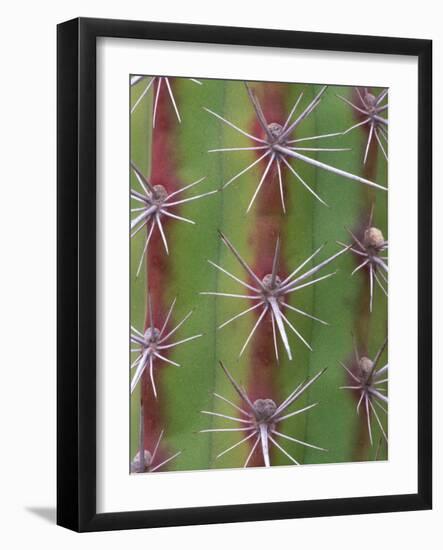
(200, 362, 327, 467)
(130, 78, 388, 472)
(339, 337, 388, 445)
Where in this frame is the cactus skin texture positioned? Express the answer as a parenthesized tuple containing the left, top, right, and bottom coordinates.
(130, 77, 388, 472)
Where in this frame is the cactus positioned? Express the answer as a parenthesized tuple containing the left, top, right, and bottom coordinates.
(130, 77, 388, 472)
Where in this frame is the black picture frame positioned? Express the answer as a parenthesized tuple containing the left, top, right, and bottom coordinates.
(57, 17, 432, 532)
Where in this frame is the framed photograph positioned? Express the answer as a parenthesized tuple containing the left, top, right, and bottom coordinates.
(57, 17, 432, 532)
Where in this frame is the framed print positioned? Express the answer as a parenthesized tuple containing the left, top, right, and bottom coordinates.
(57, 17, 432, 532)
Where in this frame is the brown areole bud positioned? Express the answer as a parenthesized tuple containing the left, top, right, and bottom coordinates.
(130, 450, 152, 473)
(151, 184, 168, 204)
(253, 398, 277, 423)
(364, 92, 377, 109)
(364, 226, 385, 249)
(358, 356, 374, 382)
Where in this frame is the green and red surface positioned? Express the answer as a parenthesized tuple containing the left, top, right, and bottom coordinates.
(130, 78, 388, 471)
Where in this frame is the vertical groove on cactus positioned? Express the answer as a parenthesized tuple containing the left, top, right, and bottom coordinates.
(246, 83, 287, 466)
(346, 86, 388, 461)
(202, 81, 227, 469)
(142, 78, 180, 463)
(287, 84, 319, 466)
